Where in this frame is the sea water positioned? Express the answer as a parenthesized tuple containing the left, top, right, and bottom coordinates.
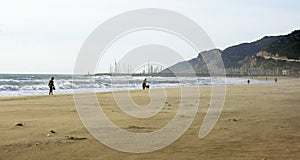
(0, 74, 268, 97)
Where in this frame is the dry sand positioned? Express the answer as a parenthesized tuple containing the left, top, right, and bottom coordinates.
(0, 78, 299, 160)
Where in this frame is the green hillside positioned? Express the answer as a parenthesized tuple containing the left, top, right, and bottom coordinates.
(264, 30, 300, 59)
(162, 30, 300, 76)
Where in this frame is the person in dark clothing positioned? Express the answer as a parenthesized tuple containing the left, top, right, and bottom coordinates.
(247, 79, 250, 84)
(275, 78, 278, 83)
(48, 76, 55, 95)
(142, 78, 147, 90)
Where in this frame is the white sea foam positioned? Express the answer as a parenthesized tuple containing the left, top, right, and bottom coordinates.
(0, 74, 269, 97)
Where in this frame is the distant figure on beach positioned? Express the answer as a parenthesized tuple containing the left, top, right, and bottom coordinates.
(142, 78, 149, 90)
(48, 77, 55, 95)
(275, 78, 278, 83)
(247, 79, 250, 84)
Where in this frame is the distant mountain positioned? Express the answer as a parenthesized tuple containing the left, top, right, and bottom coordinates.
(161, 49, 224, 75)
(263, 30, 300, 60)
(222, 36, 278, 68)
(161, 30, 300, 76)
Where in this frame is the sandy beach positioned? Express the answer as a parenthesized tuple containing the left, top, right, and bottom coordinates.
(0, 78, 299, 160)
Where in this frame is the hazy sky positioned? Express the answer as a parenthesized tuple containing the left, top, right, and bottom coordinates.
(0, 0, 299, 74)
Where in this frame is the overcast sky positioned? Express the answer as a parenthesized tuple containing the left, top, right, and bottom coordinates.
(0, 0, 299, 74)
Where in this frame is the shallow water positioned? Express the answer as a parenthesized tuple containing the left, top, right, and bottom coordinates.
(0, 74, 268, 97)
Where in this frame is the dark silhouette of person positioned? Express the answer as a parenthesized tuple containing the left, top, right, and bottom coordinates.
(48, 76, 55, 95)
(142, 78, 147, 90)
(247, 79, 250, 84)
(275, 78, 278, 83)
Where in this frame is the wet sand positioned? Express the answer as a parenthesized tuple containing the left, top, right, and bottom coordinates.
(0, 78, 299, 160)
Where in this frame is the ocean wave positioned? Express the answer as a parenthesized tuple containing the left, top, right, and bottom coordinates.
(0, 85, 20, 91)
(0, 74, 269, 96)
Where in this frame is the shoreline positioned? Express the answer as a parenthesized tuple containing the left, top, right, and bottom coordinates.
(0, 76, 279, 98)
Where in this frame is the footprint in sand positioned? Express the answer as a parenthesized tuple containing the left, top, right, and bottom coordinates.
(65, 136, 87, 140)
(227, 118, 238, 122)
(50, 129, 56, 133)
(14, 122, 24, 126)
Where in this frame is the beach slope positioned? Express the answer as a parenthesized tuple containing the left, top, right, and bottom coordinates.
(0, 78, 299, 159)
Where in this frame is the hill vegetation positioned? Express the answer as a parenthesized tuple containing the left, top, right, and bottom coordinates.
(162, 30, 300, 76)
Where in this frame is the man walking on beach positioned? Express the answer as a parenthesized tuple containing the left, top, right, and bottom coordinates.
(142, 78, 147, 90)
(48, 77, 55, 95)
